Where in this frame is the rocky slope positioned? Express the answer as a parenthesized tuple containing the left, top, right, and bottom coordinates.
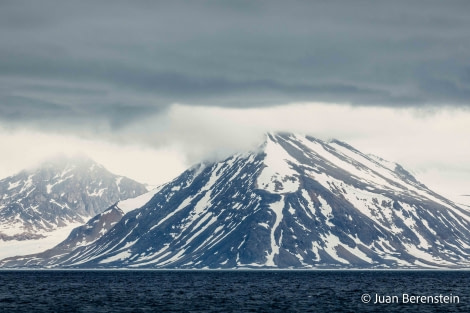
(2, 134, 469, 269)
(0, 156, 147, 258)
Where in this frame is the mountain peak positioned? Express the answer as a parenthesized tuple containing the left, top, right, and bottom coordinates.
(3, 135, 469, 269)
(35, 154, 102, 171)
(0, 155, 148, 246)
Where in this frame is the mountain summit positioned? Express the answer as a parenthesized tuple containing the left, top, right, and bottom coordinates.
(3, 134, 470, 268)
(0, 156, 147, 243)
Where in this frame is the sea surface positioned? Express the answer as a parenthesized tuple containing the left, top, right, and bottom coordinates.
(0, 270, 469, 312)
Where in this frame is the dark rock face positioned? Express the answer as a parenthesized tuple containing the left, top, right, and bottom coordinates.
(0, 156, 147, 240)
(2, 134, 470, 269)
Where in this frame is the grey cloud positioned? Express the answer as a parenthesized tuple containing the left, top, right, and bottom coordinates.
(0, 95, 73, 120)
(1, 0, 470, 132)
(0, 92, 163, 132)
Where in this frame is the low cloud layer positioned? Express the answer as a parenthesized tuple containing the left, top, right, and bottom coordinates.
(1, 1, 468, 198)
(1, 102, 469, 199)
(1, 0, 470, 134)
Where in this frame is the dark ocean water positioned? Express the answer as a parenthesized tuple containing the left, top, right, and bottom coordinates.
(0, 270, 469, 312)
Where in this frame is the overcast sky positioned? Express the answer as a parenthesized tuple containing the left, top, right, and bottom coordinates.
(1, 1, 469, 200)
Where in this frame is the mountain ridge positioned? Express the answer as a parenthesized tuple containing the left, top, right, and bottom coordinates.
(2, 133, 469, 269)
(0, 155, 147, 259)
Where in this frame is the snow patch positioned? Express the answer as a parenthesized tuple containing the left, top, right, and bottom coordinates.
(7, 181, 21, 190)
(257, 136, 300, 194)
(99, 250, 132, 264)
(265, 196, 284, 266)
(117, 187, 161, 214)
(0, 222, 84, 260)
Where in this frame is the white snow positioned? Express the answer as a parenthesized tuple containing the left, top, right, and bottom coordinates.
(117, 187, 161, 214)
(329, 141, 403, 187)
(317, 195, 334, 227)
(0, 220, 25, 236)
(421, 219, 437, 236)
(202, 215, 248, 252)
(320, 232, 350, 264)
(258, 222, 269, 229)
(45, 175, 74, 194)
(265, 196, 284, 266)
(182, 215, 218, 247)
(3, 133, 464, 269)
(257, 136, 300, 194)
(301, 189, 316, 219)
(403, 243, 449, 265)
(87, 188, 107, 197)
(99, 250, 132, 264)
(115, 177, 123, 193)
(202, 163, 223, 193)
(149, 194, 196, 231)
(152, 162, 225, 239)
(297, 136, 397, 190)
(193, 191, 213, 216)
(0, 221, 84, 260)
(342, 243, 374, 264)
(293, 135, 460, 218)
(157, 249, 186, 266)
(19, 175, 34, 194)
(7, 181, 21, 190)
(50, 198, 69, 210)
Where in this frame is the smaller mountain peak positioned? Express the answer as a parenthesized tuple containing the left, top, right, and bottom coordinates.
(36, 154, 102, 171)
(264, 131, 281, 143)
(264, 131, 300, 142)
(328, 138, 357, 150)
(262, 132, 326, 147)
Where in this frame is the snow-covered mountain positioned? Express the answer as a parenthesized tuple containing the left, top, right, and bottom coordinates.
(0, 156, 147, 258)
(2, 133, 470, 269)
(1, 188, 161, 267)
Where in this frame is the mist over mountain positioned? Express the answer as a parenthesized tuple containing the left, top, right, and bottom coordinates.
(2, 134, 470, 269)
(0, 156, 147, 258)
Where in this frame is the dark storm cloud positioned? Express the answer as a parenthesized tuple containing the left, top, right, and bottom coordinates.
(0, 93, 161, 131)
(1, 0, 470, 131)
